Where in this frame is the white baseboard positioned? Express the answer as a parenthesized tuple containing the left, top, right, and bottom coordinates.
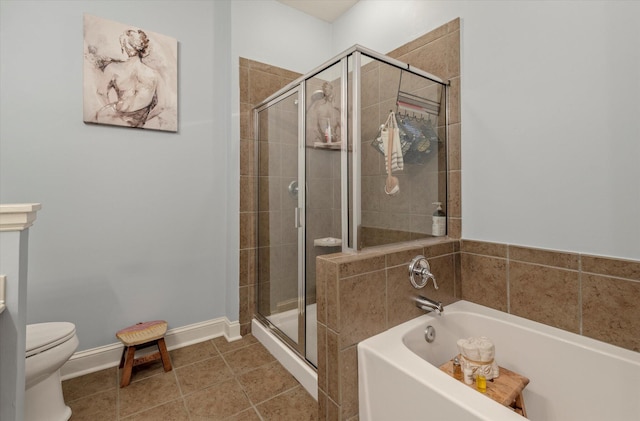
(61, 317, 241, 380)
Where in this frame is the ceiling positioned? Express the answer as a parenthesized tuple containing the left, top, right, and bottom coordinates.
(276, 0, 360, 23)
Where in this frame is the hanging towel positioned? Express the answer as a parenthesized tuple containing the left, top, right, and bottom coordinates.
(380, 112, 404, 173)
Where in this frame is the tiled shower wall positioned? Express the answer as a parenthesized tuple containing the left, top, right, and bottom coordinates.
(359, 57, 448, 248)
(239, 59, 301, 335)
(239, 17, 461, 335)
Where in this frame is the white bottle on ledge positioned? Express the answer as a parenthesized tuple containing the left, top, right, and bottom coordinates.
(431, 202, 446, 237)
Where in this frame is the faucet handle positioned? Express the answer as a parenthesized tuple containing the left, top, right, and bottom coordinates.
(409, 255, 439, 290)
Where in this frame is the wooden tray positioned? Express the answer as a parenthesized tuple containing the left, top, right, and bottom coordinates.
(440, 357, 529, 416)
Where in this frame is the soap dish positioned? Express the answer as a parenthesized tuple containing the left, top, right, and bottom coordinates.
(314, 237, 342, 247)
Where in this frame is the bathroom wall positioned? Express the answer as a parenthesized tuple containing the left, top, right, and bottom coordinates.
(335, 0, 640, 260)
(0, 0, 330, 353)
(0, 0, 229, 351)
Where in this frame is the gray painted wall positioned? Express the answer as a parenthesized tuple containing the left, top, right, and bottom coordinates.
(0, 0, 229, 351)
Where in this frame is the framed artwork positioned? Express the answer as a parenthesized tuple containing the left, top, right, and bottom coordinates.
(83, 14, 178, 132)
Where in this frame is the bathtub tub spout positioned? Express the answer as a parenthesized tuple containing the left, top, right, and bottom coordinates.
(415, 295, 443, 315)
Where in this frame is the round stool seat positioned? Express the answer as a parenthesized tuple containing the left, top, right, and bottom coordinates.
(115, 320, 171, 387)
(116, 320, 167, 346)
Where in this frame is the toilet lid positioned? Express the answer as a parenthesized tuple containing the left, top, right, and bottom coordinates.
(26, 322, 76, 357)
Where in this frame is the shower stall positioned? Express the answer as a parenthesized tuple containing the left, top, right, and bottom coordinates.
(253, 45, 448, 368)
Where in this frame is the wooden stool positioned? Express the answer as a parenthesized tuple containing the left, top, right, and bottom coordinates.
(116, 320, 172, 388)
(440, 357, 529, 417)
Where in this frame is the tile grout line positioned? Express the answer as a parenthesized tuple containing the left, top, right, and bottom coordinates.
(169, 352, 192, 421)
(116, 365, 121, 421)
(506, 245, 510, 314)
(218, 336, 313, 420)
(217, 338, 265, 420)
(578, 256, 583, 336)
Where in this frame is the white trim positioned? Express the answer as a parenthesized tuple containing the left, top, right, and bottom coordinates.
(252, 318, 318, 400)
(0, 203, 41, 232)
(60, 317, 241, 380)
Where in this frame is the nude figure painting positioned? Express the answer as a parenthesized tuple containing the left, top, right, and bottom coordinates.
(83, 14, 178, 132)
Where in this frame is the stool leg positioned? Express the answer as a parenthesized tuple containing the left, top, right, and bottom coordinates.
(120, 346, 136, 388)
(157, 338, 172, 372)
(118, 346, 127, 369)
(515, 392, 527, 417)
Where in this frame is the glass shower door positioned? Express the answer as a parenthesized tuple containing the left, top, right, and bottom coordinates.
(256, 88, 305, 356)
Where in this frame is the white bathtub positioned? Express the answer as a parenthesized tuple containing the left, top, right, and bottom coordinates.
(358, 300, 640, 421)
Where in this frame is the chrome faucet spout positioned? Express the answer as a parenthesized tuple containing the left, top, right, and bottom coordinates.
(415, 295, 444, 315)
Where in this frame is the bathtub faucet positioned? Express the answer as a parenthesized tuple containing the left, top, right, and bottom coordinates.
(415, 295, 444, 315)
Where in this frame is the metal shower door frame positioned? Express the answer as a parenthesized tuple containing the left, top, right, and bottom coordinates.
(253, 85, 307, 361)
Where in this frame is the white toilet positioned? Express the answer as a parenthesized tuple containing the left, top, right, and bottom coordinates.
(25, 322, 79, 421)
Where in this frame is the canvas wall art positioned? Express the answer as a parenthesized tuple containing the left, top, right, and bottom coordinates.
(83, 14, 178, 132)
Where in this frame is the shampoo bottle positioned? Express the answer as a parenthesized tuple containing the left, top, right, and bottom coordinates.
(432, 202, 446, 237)
(325, 119, 332, 143)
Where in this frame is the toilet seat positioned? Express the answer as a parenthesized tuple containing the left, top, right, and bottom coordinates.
(26, 322, 76, 357)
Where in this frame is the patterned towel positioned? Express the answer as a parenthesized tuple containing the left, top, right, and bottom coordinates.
(380, 112, 404, 173)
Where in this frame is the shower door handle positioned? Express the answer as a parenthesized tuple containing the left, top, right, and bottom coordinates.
(294, 207, 301, 228)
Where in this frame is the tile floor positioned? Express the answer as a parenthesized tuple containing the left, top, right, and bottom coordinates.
(62, 334, 318, 420)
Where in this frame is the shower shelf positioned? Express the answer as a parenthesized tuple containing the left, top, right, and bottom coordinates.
(313, 141, 342, 150)
(314, 237, 342, 247)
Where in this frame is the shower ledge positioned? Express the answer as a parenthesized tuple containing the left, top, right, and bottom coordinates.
(313, 141, 342, 150)
(314, 237, 342, 247)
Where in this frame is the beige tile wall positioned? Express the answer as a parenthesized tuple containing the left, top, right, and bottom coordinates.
(460, 240, 640, 352)
(315, 237, 639, 421)
(316, 239, 460, 421)
(239, 58, 301, 335)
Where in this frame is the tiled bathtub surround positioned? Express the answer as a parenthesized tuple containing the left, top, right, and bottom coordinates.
(314, 240, 639, 421)
(460, 240, 640, 352)
(316, 239, 460, 421)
